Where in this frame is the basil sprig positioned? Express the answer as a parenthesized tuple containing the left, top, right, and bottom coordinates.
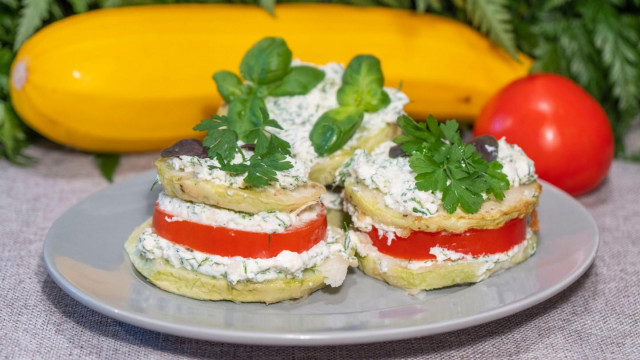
(310, 55, 391, 156)
(214, 37, 325, 144)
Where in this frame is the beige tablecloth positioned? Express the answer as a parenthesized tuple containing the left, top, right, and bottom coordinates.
(1, 143, 639, 359)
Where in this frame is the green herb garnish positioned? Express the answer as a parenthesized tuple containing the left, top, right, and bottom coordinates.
(194, 107, 293, 188)
(213, 37, 325, 144)
(310, 55, 390, 156)
(395, 115, 509, 214)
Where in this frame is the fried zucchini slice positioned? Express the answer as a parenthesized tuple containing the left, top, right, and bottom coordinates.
(354, 230, 537, 293)
(157, 158, 325, 214)
(344, 180, 541, 234)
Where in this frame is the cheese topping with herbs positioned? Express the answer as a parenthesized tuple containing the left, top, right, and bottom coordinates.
(166, 151, 309, 190)
(157, 192, 321, 233)
(341, 139, 537, 218)
(265, 61, 409, 169)
(496, 137, 537, 186)
(137, 226, 347, 284)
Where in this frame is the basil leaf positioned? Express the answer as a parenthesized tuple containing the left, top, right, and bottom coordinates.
(342, 55, 385, 89)
(267, 66, 325, 96)
(213, 71, 244, 103)
(227, 95, 266, 140)
(337, 85, 390, 112)
(240, 37, 292, 85)
(337, 55, 390, 112)
(310, 107, 364, 156)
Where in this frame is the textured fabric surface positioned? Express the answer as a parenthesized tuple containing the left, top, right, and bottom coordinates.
(1, 143, 639, 359)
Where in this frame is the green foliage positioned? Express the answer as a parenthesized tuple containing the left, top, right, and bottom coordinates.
(14, 0, 50, 50)
(310, 55, 389, 156)
(396, 115, 509, 214)
(466, 0, 518, 59)
(0, 100, 32, 164)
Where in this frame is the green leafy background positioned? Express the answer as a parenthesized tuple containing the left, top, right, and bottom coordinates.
(1, 0, 639, 179)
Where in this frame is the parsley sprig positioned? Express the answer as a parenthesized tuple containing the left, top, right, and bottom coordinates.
(310, 55, 391, 156)
(194, 107, 293, 188)
(395, 115, 509, 214)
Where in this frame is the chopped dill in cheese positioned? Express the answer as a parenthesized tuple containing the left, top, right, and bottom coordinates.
(137, 226, 347, 284)
(266, 61, 409, 170)
(157, 192, 322, 233)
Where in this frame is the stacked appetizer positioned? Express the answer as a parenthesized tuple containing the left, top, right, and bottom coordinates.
(125, 138, 354, 303)
(340, 115, 541, 293)
(124, 38, 375, 303)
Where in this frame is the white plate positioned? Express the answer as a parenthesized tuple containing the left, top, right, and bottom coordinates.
(43, 171, 598, 346)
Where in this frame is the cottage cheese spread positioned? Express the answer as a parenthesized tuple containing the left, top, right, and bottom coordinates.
(166, 152, 309, 190)
(350, 227, 534, 276)
(157, 192, 322, 233)
(265, 61, 409, 169)
(137, 226, 346, 284)
(497, 137, 537, 186)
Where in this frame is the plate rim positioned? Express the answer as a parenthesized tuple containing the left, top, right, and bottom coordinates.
(43, 172, 599, 346)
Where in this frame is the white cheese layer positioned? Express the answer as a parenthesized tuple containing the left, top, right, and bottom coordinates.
(137, 226, 348, 285)
(265, 61, 409, 170)
(497, 137, 537, 186)
(166, 151, 309, 190)
(341, 140, 537, 218)
(350, 227, 534, 276)
(320, 190, 343, 211)
(157, 192, 321, 233)
(344, 201, 403, 241)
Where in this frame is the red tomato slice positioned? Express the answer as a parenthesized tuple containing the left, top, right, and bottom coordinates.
(369, 217, 527, 260)
(152, 203, 327, 258)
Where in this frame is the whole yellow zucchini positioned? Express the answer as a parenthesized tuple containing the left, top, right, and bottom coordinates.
(9, 4, 532, 153)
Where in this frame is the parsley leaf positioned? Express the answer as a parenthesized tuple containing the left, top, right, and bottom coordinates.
(195, 104, 294, 189)
(396, 115, 509, 214)
(244, 106, 291, 157)
(243, 153, 293, 188)
(194, 115, 241, 163)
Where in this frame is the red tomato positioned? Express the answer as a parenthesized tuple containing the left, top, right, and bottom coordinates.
(474, 74, 614, 196)
(369, 218, 527, 260)
(152, 203, 327, 258)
